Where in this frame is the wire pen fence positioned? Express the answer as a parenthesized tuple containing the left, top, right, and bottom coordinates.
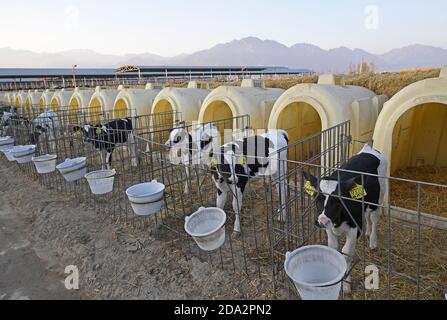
(263, 123, 447, 300)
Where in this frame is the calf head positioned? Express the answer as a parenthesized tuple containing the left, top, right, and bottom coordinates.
(72, 124, 103, 142)
(29, 124, 47, 144)
(303, 172, 366, 230)
(196, 124, 221, 167)
(165, 126, 192, 164)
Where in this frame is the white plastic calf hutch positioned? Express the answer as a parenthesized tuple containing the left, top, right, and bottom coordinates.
(39, 90, 55, 112)
(15, 91, 28, 109)
(199, 79, 284, 132)
(2, 92, 12, 106)
(152, 81, 211, 125)
(88, 86, 120, 122)
(50, 89, 74, 110)
(113, 83, 162, 118)
(268, 75, 387, 157)
(25, 90, 43, 113)
(69, 88, 95, 112)
(373, 67, 447, 176)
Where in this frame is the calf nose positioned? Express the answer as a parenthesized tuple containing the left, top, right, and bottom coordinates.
(317, 213, 331, 228)
(315, 219, 324, 229)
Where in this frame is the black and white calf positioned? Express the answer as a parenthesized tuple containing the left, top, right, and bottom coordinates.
(303, 144, 387, 293)
(74, 118, 137, 169)
(165, 122, 221, 194)
(207, 130, 289, 236)
(30, 111, 60, 152)
(1, 111, 30, 136)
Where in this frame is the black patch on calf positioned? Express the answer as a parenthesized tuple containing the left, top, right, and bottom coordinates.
(321, 153, 382, 237)
(241, 135, 271, 176)
(80, 118, 134, 167)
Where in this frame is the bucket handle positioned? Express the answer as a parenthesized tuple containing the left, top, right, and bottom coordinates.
(185, 207, 206, 223)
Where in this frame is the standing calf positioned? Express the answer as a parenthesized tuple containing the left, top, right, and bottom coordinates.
(303, 144, 388, 293)
(165, 122, 221, 194)
(74, 118, 137, 169)
(30, 111, 60, 152)
(202, 130, 289, 236)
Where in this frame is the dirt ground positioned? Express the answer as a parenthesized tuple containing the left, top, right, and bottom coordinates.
(0, 161, 270, 300)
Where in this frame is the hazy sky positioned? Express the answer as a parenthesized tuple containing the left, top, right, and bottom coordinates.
(1, 0, 446, 56)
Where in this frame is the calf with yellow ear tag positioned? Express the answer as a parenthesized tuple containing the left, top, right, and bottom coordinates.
(301, 144, 388, 295)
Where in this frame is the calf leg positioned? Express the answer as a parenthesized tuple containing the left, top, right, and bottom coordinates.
(128, 133, 138, 167)
(100, 150, 107, 170)
(184, 167, 191, 194)
(326, 228, 339, 251)
(231, 184, 243, 236)
(365, 209, 372, 239)
(369, 209, 381, 250)
(215, 180, 228, 219)
(342, 227, 358, 294)
(276, 174, 288, 222)
(105, 151, 113, 170)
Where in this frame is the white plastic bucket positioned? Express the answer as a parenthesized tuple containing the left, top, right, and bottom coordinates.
(0, 136, 14, 148)
(185, 207, 227, 252)
(85, 169, 116, 195)
(284, 245, 347, 300)
(32, 154, 57, 174)
(12, 145, 36, 164)
(56, 157, 87, 182)
(126, 180, 165, 216)
(2, 146, 16, 161)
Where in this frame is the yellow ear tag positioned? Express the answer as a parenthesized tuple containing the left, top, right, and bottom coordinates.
(304, 180, 317, 197)
(210, 159, 218, 168)
(350, 184, 367, 200)
(74, 131, 82, 137)
(95, 128, 102, 135)
(239, 155, 248, 165)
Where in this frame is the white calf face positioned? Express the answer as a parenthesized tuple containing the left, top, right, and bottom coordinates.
(166, 128, 190, 164)
(317, 180, 339, 228)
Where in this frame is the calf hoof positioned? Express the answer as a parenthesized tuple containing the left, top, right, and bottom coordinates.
(343, 282, 352, 295)
(369, 237, 378, 251)
(232, 231, 241, 239)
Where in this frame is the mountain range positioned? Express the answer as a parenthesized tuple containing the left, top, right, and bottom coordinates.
(1, 37, 446, 72)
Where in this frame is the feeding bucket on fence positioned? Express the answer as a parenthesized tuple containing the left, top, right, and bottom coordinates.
(32, 154, 57, 174)
(2, 146, 16, 161)
(0, 136, 14, 150)
(56, 157, 87, 182)
(85, 169, 116, 195)
(11, 145, 36, 164)
(185, 207, 227, 252)
(126, 180, 165, 216)
(284, 245, 347, 300)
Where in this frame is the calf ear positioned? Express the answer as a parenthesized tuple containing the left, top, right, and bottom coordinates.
(302, 171, 319, 197)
